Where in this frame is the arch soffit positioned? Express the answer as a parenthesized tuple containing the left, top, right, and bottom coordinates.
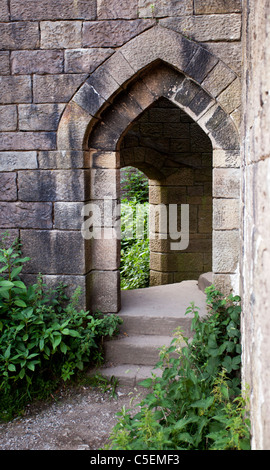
(57, 25, 240, 155)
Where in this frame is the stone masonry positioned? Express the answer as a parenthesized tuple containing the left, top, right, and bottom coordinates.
(3, 0, 270, 452)
(0, 0, 242, 314)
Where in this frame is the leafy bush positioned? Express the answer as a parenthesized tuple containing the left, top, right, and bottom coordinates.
(106, 286, 251, 450)
(0, 236, 122, 420)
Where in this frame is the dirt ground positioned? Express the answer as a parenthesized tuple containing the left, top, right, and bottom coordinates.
(0, 381, 148, 451)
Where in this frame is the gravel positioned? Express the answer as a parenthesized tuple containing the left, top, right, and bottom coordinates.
(0, 383, 148, 450)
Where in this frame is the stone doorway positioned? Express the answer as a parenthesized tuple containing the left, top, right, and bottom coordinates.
(119, 97, 212, 289)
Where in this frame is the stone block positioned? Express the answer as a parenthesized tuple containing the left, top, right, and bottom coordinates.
(159, 168, 194, 186)
(194, 0, 241, 14)
(10, 0, 97, 20)
(0, 0, 9, 20)
(185, 46, 219, 84)
(0, 229, 19, 247)
(89, 122, 120, 151)
(198, 206, 212, 234)
(0, 202, 52, 228)
(0, 173, 17, 201)
(88, 270, 120, 313)
(141, 63, 185, 101)
(213, 149, 240, 168)
(18, 104, 65, 131)
(213, 230, 239, 273)
(190, 124, 212, 153)
(33, 274, 87, 310)
(97, 51, 134, 87)
(203, 42, 242, 77)
(11, 50, 63, 74)
(98, 0, 138, 19)
(57, 101, 93, 151)
(0, 21, 39, 49)
(201, 61, 236, 98)
(149, 186, 186, 205)
(0, 76, 31, 104)
(138, 0, 193, 17)
(102, 92, 143, 136)
(0, 52, 10, 75)
(150, 252, 178, 272)
(91, 233, 120, 270)
(160, 14, 242, 42)
(65, 48, 114, 73)
(82, 19, 155, 47)
(198, 105, 239, 150)
(54, 202, 85, 230)
(213, 168, 240, 198)
(33, 74, 87, 103)
(213, 198, 240, 230)
(86, 67, 119, 103)
(20, 230, 87, 275)
(0, 151, 37, 171)
(38, 151, 89, 169)
(0, 132, 56, 151)
(0, 106, 17, 131)
(40, 21, 82, 49)
(212, 273, 236, 296)
(150, 271, 174, 286)
(73, 82, 105, 116)
(121, 26, 197, 76)
(174, 79, 202, 107)
(217, 78, 242, 114)
(91, 169, 119, 199)
(90, 150, 119, 169)
(177, 253, 204, 272)
(18, 169, 90, 202)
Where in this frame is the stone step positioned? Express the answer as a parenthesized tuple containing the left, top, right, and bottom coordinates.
(96, 364, 163, 387)
(198, 272, 213, 292)
(98, 281, 208, 386)
(104, 334, 177, 366)
(119, 280, 208, 337)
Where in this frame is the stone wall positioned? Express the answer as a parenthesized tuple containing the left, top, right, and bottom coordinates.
(241, 0, 270, 450)
(0, 0, 242, 312)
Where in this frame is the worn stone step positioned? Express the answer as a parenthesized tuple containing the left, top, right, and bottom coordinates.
(119, 280, 208, 337)
(104, 334, 179, 366)
(96, 364, 163, 387)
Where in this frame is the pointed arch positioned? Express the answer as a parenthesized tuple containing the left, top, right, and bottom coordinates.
(56, 25, 241, 312)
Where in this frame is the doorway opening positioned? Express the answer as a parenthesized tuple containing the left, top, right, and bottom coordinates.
(119, 97, 213, 291)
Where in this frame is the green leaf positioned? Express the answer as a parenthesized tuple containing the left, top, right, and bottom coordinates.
(0, 280, 14, 288)
(4, 345, 11, 359)
(14, 299, 27, 308)
(27, 362, 36, 371)
(10, 266, 23, 279)
(8, 364, 16, 372)
(19, 368, 25, 379)
(191, 396, 215, 410)
(13, 280, 27, 290)
(60, 342, 68, 354)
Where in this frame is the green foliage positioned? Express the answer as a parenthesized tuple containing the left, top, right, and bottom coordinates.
(121, 167, 149, 204)
(0, 235, 122, 420)
(106, 286, 251, 450)
(120, 168, 150, 290)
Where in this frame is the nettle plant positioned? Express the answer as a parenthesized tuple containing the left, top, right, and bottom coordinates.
(0, 235, 122, 420)
(107, 286, 251, 450)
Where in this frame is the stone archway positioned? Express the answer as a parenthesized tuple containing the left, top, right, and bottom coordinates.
(57, 25, 241, 313)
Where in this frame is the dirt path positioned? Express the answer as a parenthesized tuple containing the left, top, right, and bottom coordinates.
(0, 383, 148, 450)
